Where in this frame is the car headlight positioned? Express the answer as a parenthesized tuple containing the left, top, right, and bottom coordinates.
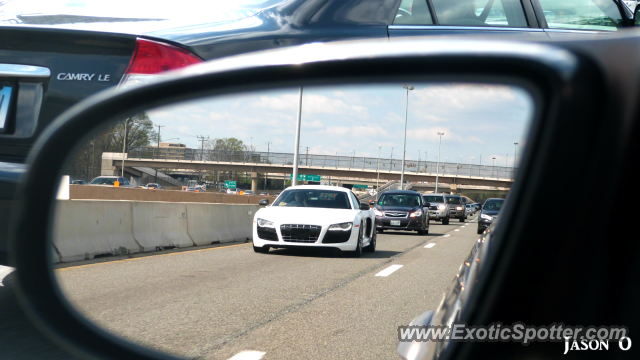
(374, 209, 383, 217)
(456, 206, 463, 211)
(410, 209, 422, 217)
(438, 205, 446, 210)
(480, 214, 492, 220)
(328, 222, 353, 231)
(257, 218, 275, 228)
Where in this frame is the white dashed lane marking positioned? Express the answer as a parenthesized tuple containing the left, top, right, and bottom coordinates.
(228, 351, 266, 360)
(375, 265, 403, 277)
(443, 234, 451, 237)
(454, 229, 460, 232)
(424, 243, 436, 249)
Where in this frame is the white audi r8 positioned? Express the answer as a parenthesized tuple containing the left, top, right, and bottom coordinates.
(252, 185, 376, 257)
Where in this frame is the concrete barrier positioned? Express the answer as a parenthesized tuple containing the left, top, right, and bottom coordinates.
(69, 185, 276, 205)
(53, 200, 260, 262)
(186, 203, 259, 246)
(131, 202, 195, 251)
(53, 201, 141, 262)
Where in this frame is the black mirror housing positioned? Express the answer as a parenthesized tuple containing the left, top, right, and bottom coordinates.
(259, 199, 269, 206)
(360, 202, 370, 210)
(424, 202, 430, 208)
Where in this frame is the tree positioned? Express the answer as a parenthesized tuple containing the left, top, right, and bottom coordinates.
(67, 112, 157, 181)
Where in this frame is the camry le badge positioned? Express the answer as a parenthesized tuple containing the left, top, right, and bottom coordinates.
(57, 73, 111, 81)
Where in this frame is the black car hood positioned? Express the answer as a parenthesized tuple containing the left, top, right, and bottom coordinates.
(376, 205, 420, 212)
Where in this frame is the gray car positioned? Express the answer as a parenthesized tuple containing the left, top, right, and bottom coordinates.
(444, 194, 467, 222)
(422, 194, 450, 225)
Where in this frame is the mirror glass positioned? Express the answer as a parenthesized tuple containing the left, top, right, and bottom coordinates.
(53, 82, 534, 359)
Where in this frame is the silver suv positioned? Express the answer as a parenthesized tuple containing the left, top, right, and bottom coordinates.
(422, 194, 450, 225)
(445, 194, 467, 222)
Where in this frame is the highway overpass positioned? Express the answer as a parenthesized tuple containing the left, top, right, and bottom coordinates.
(102, 151, 514, 192)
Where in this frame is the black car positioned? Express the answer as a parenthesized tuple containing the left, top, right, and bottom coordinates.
(374, 190, 429, 235)
(72, 179, 87, 185)
(477, 198, 505, 234)
(0, 0, 633, 163)
(444, 194, 467, 222)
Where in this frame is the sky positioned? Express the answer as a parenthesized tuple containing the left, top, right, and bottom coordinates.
(146, 83, 533, 167)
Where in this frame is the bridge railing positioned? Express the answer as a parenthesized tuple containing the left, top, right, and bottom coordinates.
(127, 148, 516, 180)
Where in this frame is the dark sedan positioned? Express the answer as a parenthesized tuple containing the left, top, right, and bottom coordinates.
(373, 190, 429, 235)
(477, 198, 505, 234)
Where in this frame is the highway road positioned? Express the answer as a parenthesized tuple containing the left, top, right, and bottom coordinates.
(55, 213, 481, 360)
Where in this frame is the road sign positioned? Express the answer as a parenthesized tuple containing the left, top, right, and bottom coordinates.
(224, 181, 236, 188)
(353, 184, 368, 189)
(289, 174, 321, 181)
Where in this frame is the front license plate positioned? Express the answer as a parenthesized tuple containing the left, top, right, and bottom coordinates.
(390, 220, 401, 226)
(0, 86, 13, 131)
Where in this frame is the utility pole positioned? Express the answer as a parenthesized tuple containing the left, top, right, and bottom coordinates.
(435, 132, 444, 193)
(121, 120, 127, 177)
(305, 146, 310, 166)
(155, 125, 163, 184)
(390, 147, 394, 173)
(513, 142, 519, 179)
(265, 142, 272, 191)
(292, 86, 303, 186)
(401, 84, 414, 189)
(197, 135, 209, 183)
(417, 150, 420, 173)
(376, 145, 382, 201)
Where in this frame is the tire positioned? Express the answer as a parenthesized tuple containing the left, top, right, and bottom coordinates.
(351, 222, 363, 257)
(442, 217, 449, 225)
(477, 227, 483, 235)
(459, 217, 465, 223)
(253, 245, 269, 253)
(364, 225, 376, 253)
(378, 228, 384, 233)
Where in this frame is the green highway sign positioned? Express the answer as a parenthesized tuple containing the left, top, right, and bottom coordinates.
(289, 174, 321, 181)
(224, 181, 236, 188)
(353, 184, 368, 189)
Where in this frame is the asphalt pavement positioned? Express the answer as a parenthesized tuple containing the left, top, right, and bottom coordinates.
(55, 213, 481, 360)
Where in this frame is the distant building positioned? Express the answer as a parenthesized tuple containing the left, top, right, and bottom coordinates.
(150, 142, 187, 160)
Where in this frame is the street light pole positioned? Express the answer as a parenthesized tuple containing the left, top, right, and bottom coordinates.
(376, 144, 382, 201)
(435, 132, 444, 193)
(513, 142, 519, 179)
(400, 84, 414, 190)
(292, 86, 303, 186)
(417, 150, 420, 173)
(390, 147, 394, 173)
(121, 120, 127, 178)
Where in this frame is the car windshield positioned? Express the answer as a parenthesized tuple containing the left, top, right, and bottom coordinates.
(445, 196, 462, 204)
(273, 189, 351, 209)
(379, 194, 422, 207)
(484, 200, 504, 211)
(423, 195, 445, 203)
(90, 177, 116, 185)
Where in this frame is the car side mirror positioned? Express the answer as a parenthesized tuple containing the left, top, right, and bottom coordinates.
(259, 199, 269, 206)
(359, 202, 370, 210)
(423, 202, 430, 208)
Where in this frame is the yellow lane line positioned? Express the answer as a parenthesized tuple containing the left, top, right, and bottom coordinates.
(55, 243, 251, 271)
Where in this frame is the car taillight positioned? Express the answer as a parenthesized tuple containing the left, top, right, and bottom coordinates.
(119, 38, 203, 89)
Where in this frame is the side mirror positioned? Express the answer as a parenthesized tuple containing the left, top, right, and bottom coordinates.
(259, 199, 269, 206)
(359, 202, 370, 210)
(424, 202, 430, 208)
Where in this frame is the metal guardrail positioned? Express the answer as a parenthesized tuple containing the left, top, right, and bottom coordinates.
(128, 147, 517, 180)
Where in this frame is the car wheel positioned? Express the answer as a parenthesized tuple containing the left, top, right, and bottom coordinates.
(364, 226, 376, 253)
(477, 227, 483, 235)
(442, 217, 449, 225)
(253, 245, 269, 253)
(459, 217, 465, 223)
(351, 222, 363, 257)
(378, 228, 384, 233)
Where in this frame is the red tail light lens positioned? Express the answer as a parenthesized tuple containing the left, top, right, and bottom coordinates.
(125, 38, 203, 75)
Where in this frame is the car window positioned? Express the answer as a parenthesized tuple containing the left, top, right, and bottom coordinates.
(423, 195, 444, 203)
(444, 195, 462, 204)
(89, 177, 115, 185)
(538, 0, 622, 31)
(431, 0, 528, 27)
(349, 192, 359, 209)
(379, 194, 422, 207)
(273, 189, 351, 209)
(394, 0, 434, 24)
(484, 200, 504, 210)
